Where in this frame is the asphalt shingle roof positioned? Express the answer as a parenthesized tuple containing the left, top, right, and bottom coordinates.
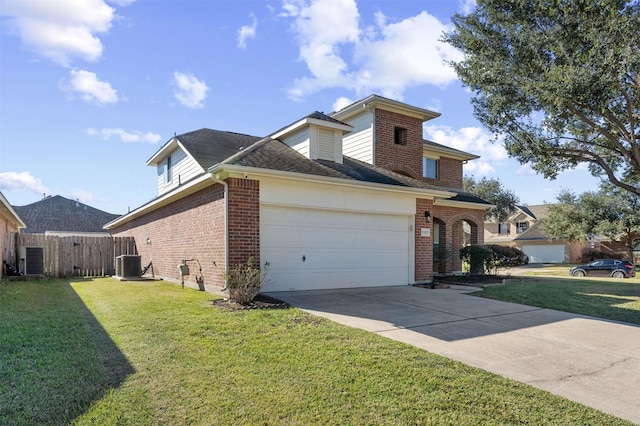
(13, 195, 120, 233)
(224, 138, 492, 204)
(175, 128, 263, 170)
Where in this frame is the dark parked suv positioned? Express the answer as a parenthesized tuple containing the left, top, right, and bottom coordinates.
(570, 259, 636, 278)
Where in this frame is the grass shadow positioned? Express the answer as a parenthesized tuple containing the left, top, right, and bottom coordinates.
(0, 279, 135, 425)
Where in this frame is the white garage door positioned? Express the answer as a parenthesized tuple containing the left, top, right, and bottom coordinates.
(521, 244, 565, 263)
(261, 205, 411, 292)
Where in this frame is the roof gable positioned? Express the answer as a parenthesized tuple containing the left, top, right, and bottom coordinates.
(148, 129, 263, 171)
(12, 195, 120, 233)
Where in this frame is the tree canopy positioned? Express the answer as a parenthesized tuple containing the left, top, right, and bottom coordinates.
(444, 1, 640, 196)
(544, 185, 640, 260)
(463, 175, 519, 222)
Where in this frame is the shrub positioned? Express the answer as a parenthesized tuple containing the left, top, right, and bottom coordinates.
(459, 245, 492, 274)
(224, 258, 269, 305)
(460, 245, 527, 275)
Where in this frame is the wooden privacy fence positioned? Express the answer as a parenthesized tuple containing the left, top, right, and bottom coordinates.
(15, 234, 137, 278)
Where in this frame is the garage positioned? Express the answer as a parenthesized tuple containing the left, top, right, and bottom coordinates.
(261, 204, 411, 292)
(520, 244, 565, 263)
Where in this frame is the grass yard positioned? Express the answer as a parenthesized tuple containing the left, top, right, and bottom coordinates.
(0, 278, 634, 425)
(479, 272, 640, 325)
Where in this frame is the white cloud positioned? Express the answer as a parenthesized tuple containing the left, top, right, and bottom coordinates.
(108, 0, 137, 5)
(173, 71, 209, 109)
(332, 96, 353, 112)
(69, 189, 95, 204)
(63, 69, 118, 105)
(0, 171, 49, 194)
(281, 0, 462, 100)
(0, 0, 117, 66)
(282, 0, 360, 99)
(516, 163, 537, 176)
(459, 0, 476, 15)
(237, 14, 257, 49)
(516, 161, 588, 177)
(87, 127, 161, 143)
(424, 124, 508, 176)
(353, 11, 462, 99)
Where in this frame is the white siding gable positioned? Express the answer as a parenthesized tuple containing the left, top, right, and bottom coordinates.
(156, 147, 201, 196)
(342, 109, 374, 164)
(281, 128, 310, 157)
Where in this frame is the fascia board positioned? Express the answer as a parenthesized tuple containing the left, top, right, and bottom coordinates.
(146, 137, 178, 166)
(423, 144, 480, 161)
(332, 95, 441, 122)
(435, 198, 496, 211)
(213, 164, 456, 200)
(0, 192, 26, 229)
(104, 174, 213, 229)
(270, 117, 353, 139)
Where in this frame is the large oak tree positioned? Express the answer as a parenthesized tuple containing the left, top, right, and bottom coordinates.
(463, 175, 519, 222)
(444, 1, 640, 195)
(544, 185, 640, 261)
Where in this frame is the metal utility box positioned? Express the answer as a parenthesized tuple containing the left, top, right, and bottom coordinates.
(115, 255, 141, 278)
(178, 263, 190, 276)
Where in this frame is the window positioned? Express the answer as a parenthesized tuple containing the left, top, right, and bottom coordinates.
(164, 155, 172, 184)
(516, 221, 529, 234)
(394, 127, 407, 145)
(422, 157, 438, 179)
(498, 223, 510, 235)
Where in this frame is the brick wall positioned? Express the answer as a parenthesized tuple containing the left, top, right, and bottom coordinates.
(425, 157, 463, 189)
(415, 198, 434, 282)
(227, 177, 260, 267)
(110, 183, 227, 289)
(374, 109, 465, 189)
(432, 206, 485, 273)
(374, 109, 423, 179)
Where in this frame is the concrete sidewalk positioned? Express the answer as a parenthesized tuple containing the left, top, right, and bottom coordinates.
(267, 285, 640, 424)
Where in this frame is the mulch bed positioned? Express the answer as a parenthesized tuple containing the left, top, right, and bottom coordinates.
(212, 293, 290, 311)
(431, 274, 508, 288)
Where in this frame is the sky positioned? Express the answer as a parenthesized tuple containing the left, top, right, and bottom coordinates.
(0, 0, 602, 215)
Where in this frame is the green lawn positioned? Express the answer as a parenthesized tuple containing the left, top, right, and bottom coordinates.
(478, 268, 640, 325)
(0, 278, 633, 425)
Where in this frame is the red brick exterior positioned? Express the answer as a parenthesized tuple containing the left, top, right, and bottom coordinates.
(425, 157, 463, 189)
(110, 183, 227, 289)
(227, 177, 260, 267)
(415, 198, 434, 282)
(109, 102, 485, 289)
(109, 178, 262, 290)
(374, 107, 485, 278)
(374, 109, 424, 179)
(431, 206, 485, 274)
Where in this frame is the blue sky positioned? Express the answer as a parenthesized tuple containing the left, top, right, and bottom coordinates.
(0, 0, 601, 215)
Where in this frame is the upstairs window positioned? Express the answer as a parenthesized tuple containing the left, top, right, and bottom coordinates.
(516, 221, 529, 234)
(422, 157, 439, 179)
(164, 155, 173, 184)
(394, 127, 407, 145)
(498, 223, 510, 235)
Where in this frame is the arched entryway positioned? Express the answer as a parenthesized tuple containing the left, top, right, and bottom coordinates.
(432, 213, 483, 274)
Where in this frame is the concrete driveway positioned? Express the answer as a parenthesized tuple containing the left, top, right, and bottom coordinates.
(267, 285, 640, 424)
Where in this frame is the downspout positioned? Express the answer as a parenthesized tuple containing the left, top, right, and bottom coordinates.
(209, 174, 229, 286)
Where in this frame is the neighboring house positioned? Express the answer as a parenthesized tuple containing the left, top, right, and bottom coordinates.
(1, 191, 26, 278)
(485, 204, 593, 263)
(105, 94, 492, 292)
(13, 195, 120, 234)
(11, 195, 122, 276)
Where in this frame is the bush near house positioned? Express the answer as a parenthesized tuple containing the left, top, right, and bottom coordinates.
(460, 244, 527, 275)
(223, 258, 269, 304)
